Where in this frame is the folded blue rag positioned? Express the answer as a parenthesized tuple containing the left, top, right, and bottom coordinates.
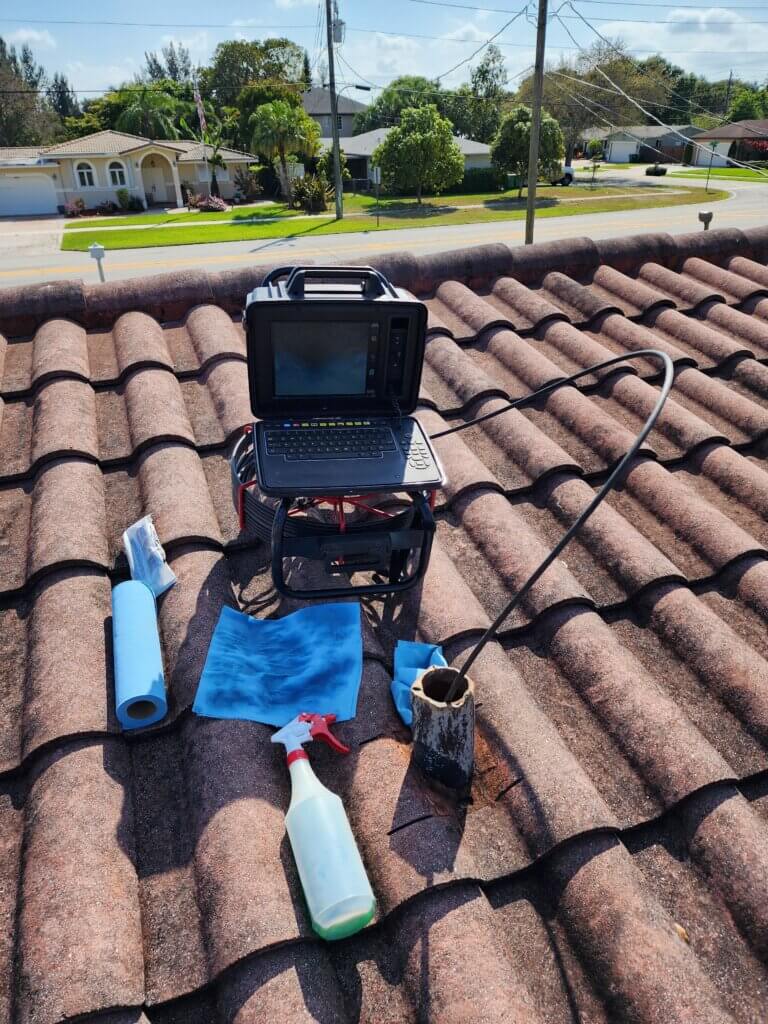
(390, 639, 447, 726)
(193, 602, 362, 727)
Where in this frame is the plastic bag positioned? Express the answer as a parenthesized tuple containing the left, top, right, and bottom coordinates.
(122, 515, 177, 598)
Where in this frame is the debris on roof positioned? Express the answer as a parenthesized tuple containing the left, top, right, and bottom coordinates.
(1, 225, 768, 1022)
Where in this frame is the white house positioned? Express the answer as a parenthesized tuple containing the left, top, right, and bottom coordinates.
(318, 127, 492, 183)
(0, 130, 257, 216)
(692, 119, 768, 167)
(602, 125, 703, 164)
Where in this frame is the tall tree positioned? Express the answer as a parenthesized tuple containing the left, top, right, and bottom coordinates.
(115, 86, 180, 138)
(144, 41, 193, 83)
(249, 100, 320, 197)
(17, 43, 47, 90)
(371, 104, 464, 202)
(354, 76, 443, 133)
(302, 51, 312, 92)
(47, 72, 80, 119)
(491, 105, 564, 196)
(729, 88, 763, 121)
(236, 80, 301, 150)
(0, 37, 58, 145)
(205, 37, 305, 104)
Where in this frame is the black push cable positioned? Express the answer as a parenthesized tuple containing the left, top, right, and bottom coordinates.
(442, 348, 675, 701)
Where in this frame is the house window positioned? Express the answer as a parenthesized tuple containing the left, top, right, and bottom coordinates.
(76, 161, 95, 188)
(108, 160, 126, 186)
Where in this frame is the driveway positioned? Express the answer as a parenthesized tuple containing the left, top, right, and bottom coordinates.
(0, 214, 65, 259)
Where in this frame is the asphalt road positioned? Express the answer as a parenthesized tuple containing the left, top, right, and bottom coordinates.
(0, 174, 764, 288)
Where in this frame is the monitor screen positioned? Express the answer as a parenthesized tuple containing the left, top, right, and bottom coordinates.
(272, 321, 370, 397)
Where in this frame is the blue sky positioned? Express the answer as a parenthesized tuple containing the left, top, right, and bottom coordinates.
(2, 0, 767, 102)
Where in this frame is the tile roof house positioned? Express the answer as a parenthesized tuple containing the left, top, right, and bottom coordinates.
(2, 224, 768, 1021)
(0, 130, 257, 217)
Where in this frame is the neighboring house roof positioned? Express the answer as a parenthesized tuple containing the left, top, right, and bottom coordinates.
(696, 118, 768, 141)
(2, 225, 768, 1020)
(302, 85, 368, 116)
(41, 129, 170, 156)
(606, 124, 702, 142)
(0, 147, 45, 162)
(320, 127, 491, 157)
(0, 131, 256, 162)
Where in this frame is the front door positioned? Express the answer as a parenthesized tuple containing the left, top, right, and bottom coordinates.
(141, 158, 171, 205)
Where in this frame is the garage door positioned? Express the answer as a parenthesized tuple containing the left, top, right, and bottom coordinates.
(0, 173, 58, 216)
(607, 141, 636, 163)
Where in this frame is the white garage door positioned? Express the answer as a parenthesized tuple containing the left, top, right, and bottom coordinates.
(0, 173, 58, 216)
(607, 141, 637, 163)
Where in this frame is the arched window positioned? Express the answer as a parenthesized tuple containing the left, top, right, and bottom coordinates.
(108, 160, 126, 186)
(76, 161, 95, 188)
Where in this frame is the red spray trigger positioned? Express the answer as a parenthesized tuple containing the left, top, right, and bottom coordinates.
(298, 713, 350, 755)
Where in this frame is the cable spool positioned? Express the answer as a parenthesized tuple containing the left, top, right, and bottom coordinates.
(230, 428, 437, 600)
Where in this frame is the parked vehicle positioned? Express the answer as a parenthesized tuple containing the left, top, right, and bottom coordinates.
(551, 164, 575, 186)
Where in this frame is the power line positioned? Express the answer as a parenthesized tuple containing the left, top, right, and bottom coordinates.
(564, 1, 768, 135)
(553, 8, 768, 167)
(409, 0, 768, 11)
(3, 15, 768, 54)
(435, 4, 529, 80)
(407, 0, 768, 23)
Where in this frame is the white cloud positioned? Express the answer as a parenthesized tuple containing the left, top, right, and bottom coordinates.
(64, 58, 138, 92)
(7, 28, 56, 50)
(591, 7, 768, 79)
(160, 31, 210, 55)
(275, 0, 318, 7)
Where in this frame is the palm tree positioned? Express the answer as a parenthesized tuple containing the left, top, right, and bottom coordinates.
(249, 100, 320, 198)
(179, 116, 227, 196)
(115, 87, 180, 139)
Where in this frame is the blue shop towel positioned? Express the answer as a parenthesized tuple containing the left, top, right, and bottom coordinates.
(390, 639, 447, 726)
(193, 602, 362, 727)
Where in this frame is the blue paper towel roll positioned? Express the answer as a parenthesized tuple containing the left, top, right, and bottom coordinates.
(112, 580, 167, 730)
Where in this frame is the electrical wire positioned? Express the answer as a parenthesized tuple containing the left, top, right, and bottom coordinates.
(407, 0, 768, 22)
(564, 0, 768, 137)
(435, 5, 530, 81)
(445, 348, 675, 696)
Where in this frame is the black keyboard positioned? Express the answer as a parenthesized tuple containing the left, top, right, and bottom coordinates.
(265, 423, 398, 461)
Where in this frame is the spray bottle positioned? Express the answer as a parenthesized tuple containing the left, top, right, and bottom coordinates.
(271, 712, 376, 940)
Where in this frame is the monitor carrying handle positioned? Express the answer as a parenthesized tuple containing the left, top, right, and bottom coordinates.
(263, 265, 394, 299)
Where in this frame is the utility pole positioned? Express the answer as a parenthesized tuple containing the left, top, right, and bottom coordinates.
(325, 0, 344, 220)
(724, 69, 733, 116)
(525, 0, 548, 245)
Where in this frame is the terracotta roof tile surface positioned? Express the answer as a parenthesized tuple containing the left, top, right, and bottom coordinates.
(1, 225, 768, 1022)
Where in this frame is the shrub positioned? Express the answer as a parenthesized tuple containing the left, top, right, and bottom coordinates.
(197, 195, 228, 212)
(127, 195, 144, 211)
(115, 188, 131, 210)
(233, 164, 263, 200)
(645, 165, 667, 176)
(95, 200, 118, 215)
(445, 166, 504, 194)
(289, 174, 330, 213)
(64, 197, 85, 217)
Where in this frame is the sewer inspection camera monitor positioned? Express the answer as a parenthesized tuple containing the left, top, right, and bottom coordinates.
(230, 266, 445, 599)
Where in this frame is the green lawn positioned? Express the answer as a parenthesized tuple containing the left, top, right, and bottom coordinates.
(61, 186, 729, 252)
(668, 168, 768, 182)
(65, 185, 633, 232)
